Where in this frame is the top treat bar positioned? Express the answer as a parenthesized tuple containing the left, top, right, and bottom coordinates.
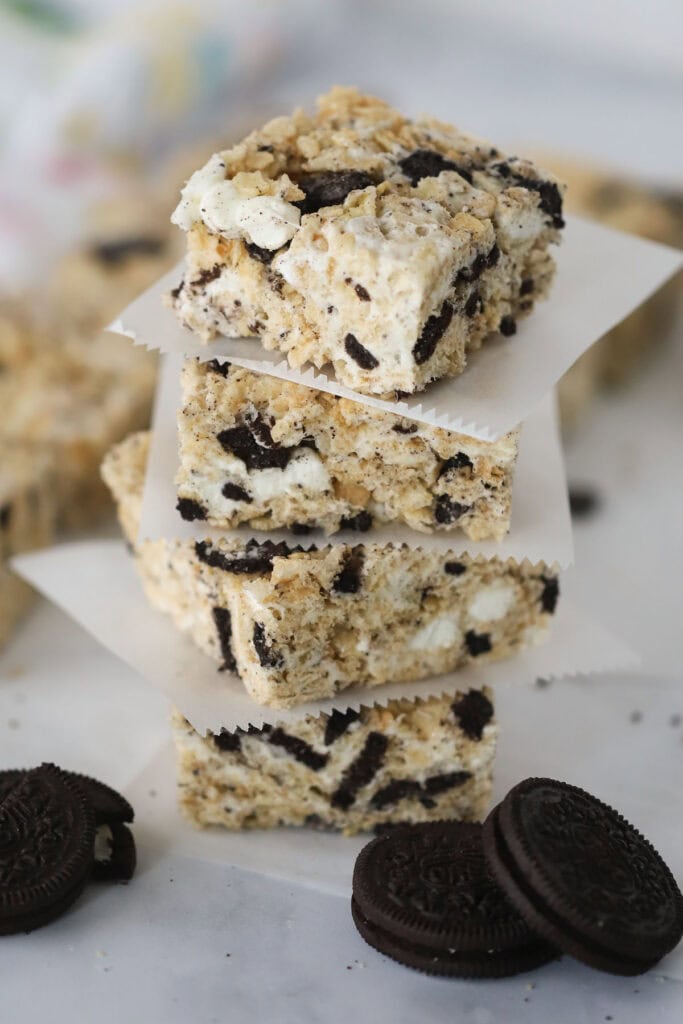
(169, 87, 564, 397)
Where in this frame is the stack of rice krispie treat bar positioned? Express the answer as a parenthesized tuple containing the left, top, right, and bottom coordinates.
(103, 88, 565, 834)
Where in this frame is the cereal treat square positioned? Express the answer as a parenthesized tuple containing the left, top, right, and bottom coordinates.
(0, 351, 154, 530)
(170, 87, 564, 396)
(171, 688, 497, 834)
(177, 359, 518, 539)
(103, 433, 559, 709)
(0, 443, 59, 648)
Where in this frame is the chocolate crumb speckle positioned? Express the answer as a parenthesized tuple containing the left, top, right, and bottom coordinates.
(344, 333, 379, 371)
(434, 495, 471, 524)
(354, 284, 371, 301)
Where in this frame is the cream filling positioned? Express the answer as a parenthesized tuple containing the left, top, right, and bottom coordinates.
(468, 582, 515, 623)
(409, 615, 462, 651)
(188, 448, 330, 511)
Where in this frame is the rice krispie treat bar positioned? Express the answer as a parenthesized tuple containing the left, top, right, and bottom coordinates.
(104, 433, 558, 709)
(170, 87, 564, 396)
(0, 444, 58, 648)
(177, 358, 518, 539)
(0, 351, 153, 530)
(172, 688, 497, 833)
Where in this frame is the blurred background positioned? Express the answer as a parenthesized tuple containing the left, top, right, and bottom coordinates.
(0, 0, 681, 664)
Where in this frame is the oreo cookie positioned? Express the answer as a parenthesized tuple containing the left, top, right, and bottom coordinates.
(483, 778, 683, 976)
(0, 765, 95, 935)
(352, 821, 557, 977)
(92, 823, 137, 883)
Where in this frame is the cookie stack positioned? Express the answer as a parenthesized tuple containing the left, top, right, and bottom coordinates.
(103, 87, 567, 834)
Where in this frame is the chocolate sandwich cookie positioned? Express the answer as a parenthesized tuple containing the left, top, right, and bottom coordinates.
(92, 823, 137, 883)
(0, 768, 133, 826)
(0, 765, 95, 935)
(483, 778, 683, 976)
(352, 821, 557, 977)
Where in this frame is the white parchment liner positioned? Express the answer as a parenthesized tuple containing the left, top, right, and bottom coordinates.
(140, 354, 573, 568)
(14, 541, 637, 735)
(108, 216, 682, 441)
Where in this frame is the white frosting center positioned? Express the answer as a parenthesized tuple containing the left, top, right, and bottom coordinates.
(468, 582, 515, 622)
(409, 615, 461, 651)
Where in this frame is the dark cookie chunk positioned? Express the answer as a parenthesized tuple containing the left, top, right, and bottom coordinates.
(331, 733, 388, 810)
(352, 822, 557, 977)
(324, 708, 360, 746)
(217, 414, 292, 471)
(391, 422, 417, 435)
(339, 511, 373, 532)
(452, 689, 494, 739)
(492, 166, 564, 229)
(423, 770, 472, 795)
(499, 315, 517, 337)
(290, 523, 314, 535)
(91, 236, 165, 266)
(465, 630, 492, 657)
(412, 300, 453, 365)
(399, 149, 473, 186)
(192, 264, 223, 287)
(540, 576, 559, 614)
(214, 728, 242, 753)
(332, 549, 364, 594)
(457, 252, 488, 284)
(483, 778, 683, 975)
(370, 779, 423, 810)
(370, 771, 471, 810)
(221, 482, 252, 503)
(0, 764, 95, 935)
(244, 241, 276, 264)
(91, 823, 137, 883)
(296, 170, 375, 215)
(344, 333, 379, 371)
(487, 244, 500, 268)
(354, 283, 371, 301)
(68, 773, 134, 826)
(464, 290, 483, 318)
(438, 452, 473, 478)
(176, 498, 208, 522)
(568, 485, 600, 519)
(212, 606, 237, 673)
(519, 278, 535, 297)
(196, 539, 300, 576)
(444, 561, 467, 576)
(268, 729, 329, 771)
(252, 622, 283, 669)
(434, 495, 471, 524)
(206, 358, 231, 377)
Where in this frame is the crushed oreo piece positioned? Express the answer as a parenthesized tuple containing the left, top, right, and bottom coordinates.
(438, 452, 473, 478)
(296, 170, 375, 215)
(344, 333, 379, 370)
(214, 729, 242, 753)
(370, 779, 422, 810)
(444, 561, 467, 576)
(193, 264, 223, 287)
(540, 576, 559, 614)
(465, 630, 492, 657)
(499, 316, 517, 337)
(399, 149, 473, 186)
(206, 359, 231, 377)
(252, 622, 283, 669)
(354, 284, 371, 301)
(324, 708, 360, 746)
(268, 728, 329, 771)
(331, 733, 389, 810)
(487, 244, 500, 268)
(519, 278, 535, 296)
(340, 511, 373, 532)
(244, 241, 276, 264)
(217, 415, 292, 471)
(91, 236, 165, 266)
(457, 252, 488, 284)
(212, 607, 237, 673)
(434, 495, 471, 524)
(452, 689, 494, 739)
(196, 538, 301, 576)
(464, 290, 483, 318)
(333, 549, 365, 594)
(424, 770, 472, 795)
(222, 482, 252, 503)
(177, 498, 208, 522)
(391, 422, 418, 435)
(413, 300, 454, 365)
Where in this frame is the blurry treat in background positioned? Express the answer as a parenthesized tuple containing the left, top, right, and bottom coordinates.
(544, 156, 682, 431)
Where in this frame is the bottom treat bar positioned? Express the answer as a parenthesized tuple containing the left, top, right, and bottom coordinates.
(172, 688, 496, 834)
(103, 433, 559, 710)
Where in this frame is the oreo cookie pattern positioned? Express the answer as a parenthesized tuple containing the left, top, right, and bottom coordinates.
(483, 778, 683, 975)
(352, 822, 557, 977)
(169, 86, 563, 396)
